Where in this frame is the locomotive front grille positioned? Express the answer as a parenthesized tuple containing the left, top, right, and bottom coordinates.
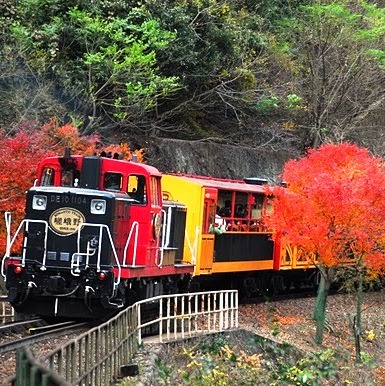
(46, 251, 76, 262)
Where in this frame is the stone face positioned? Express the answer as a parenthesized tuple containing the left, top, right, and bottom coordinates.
(144, 138, 294, 181)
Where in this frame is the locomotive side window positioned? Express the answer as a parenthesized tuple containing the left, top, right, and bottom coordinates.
(104, 172, 122, 191)
(127, 174, 147, 204)
(40, 167, 54, 186)
(150, 177, 161, 206)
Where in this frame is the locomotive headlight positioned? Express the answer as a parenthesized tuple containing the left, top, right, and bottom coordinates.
(32, 195, 47, 210)
(90, 199, 106, 215)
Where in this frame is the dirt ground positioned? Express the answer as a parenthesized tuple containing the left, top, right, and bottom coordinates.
(238, 291, 385, 385)
(122, 291, 385, 385)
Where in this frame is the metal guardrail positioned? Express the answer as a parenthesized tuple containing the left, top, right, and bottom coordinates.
(136, 289, 239, 344)
(13, 289, 238, 385)
(0, 295, 14, 323)
(15, 347, 70, 386)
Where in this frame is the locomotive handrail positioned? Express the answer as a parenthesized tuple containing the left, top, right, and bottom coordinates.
(1, 216, 49, 278)
(5, 212, 11, 259)
(70, 249, 96, 275)
(162, 207, 172, 249)
(76, 223, 122, 290)
(158, 209, 168, 267)
(158, 207, 179, 268)
(122, 221, 139, 266)
(1, 212, 12, 278)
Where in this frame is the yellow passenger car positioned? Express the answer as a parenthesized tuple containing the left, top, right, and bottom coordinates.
(161, 174, 281, 276)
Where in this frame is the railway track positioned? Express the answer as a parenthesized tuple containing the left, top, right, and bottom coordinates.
(0, 318, 93, 385)
(0, 318, 44, 335)
(0, 320, 89, 354)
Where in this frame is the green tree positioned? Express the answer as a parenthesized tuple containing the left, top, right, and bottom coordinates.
(272, 1, 385, 150)
(126, 0, 303, 148)
(0, 0, 308, 151)
(4, 1, 180, 133)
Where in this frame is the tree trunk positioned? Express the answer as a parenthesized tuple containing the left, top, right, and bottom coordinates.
(313, 266, 332, 344)
(354, 271, 363, 363)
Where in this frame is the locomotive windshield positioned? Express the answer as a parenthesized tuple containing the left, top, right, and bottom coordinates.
(61, 169, 80, 187)
(104, 172, 122, 191)
(40, 167, 54, 186)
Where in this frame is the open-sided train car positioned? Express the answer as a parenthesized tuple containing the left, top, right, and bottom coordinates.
(161, 174, 317, 296)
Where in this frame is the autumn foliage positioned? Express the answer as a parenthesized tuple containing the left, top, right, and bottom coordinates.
(0, 121, 140, 254)
(266, 143, 385, 273)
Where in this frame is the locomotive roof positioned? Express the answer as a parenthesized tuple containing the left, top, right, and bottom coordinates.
(164, 174, 267, 193)
(39, 155, 162, 176)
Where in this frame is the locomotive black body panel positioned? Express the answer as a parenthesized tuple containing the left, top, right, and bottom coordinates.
(24, 187, 117, 270)
(162, 201, 187, 263)
(4, 186, 128, 319)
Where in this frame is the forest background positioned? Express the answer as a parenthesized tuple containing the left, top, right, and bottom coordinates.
(2, 0, 385, 180)
(3, 0, 385, 171)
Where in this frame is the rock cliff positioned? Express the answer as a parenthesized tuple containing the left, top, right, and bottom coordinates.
(145, 138, 295, 182)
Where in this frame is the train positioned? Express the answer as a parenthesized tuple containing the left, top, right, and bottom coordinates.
(1, 149, 317, 320)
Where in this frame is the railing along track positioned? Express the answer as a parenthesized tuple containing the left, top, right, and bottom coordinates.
(11, 289, 238, 385)
(0, 295, 14, 323)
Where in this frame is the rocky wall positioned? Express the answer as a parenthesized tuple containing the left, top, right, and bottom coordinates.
(145, 138, 295, 182)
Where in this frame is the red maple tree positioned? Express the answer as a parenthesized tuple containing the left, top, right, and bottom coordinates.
(266, 143, 385, 345)
(0, 121, 140, 256)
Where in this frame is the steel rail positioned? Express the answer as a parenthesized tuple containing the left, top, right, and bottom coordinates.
(0, 318, 44, 334)
(28, 320, 78, 335)
(0, 321, 89, 354)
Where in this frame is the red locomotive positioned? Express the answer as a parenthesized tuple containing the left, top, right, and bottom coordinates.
(1, 149, 316, 320)
(2, 149, 192, 319)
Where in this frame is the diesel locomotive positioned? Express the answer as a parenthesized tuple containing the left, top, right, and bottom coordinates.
(1, 149, 316, 320)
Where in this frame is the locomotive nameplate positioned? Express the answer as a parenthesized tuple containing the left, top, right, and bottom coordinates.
(49, 207, 86, 235)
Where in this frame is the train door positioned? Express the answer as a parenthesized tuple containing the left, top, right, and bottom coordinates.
(199, 188, 217, 272)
